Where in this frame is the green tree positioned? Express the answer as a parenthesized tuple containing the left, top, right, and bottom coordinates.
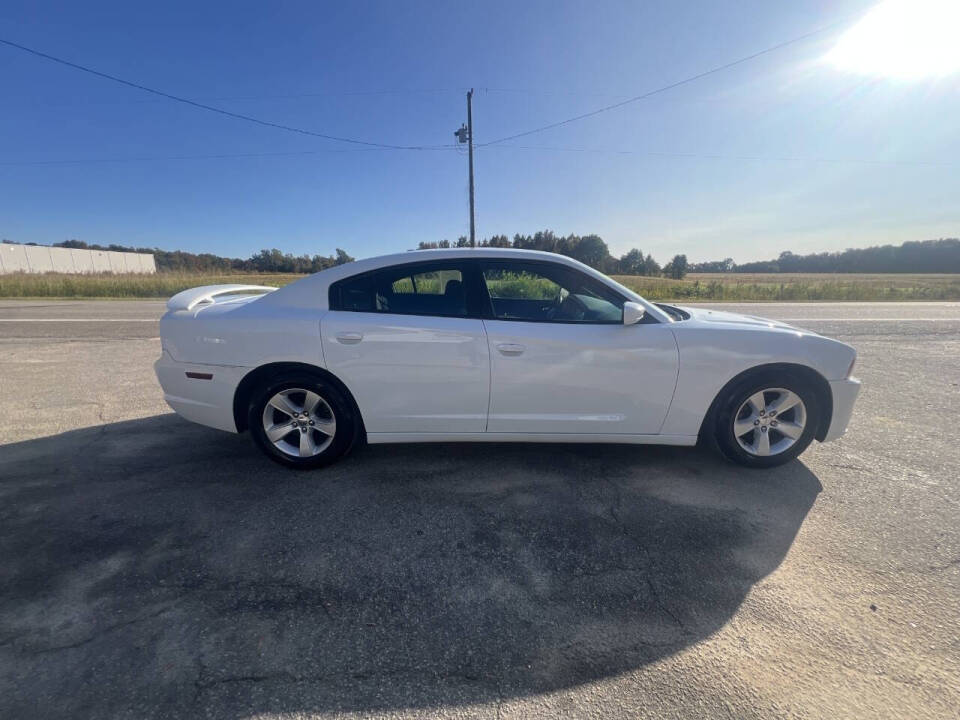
(690, 257, 734, 273)
(663, 254, 689, 279)
(618, 248, 645, 275)
(568, 234, 609, 269)
(643, 255, 661, 276)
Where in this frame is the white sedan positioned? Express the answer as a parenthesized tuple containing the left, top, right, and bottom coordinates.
(155, 248, 860, 469)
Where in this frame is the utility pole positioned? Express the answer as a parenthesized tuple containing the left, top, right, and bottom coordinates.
(454, 89, 476, 247)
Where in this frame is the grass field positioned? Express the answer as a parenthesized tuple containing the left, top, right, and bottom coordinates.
(0, 272, 303, 299)
(2, 270, 960, 301)
(613, 273, 960, 302)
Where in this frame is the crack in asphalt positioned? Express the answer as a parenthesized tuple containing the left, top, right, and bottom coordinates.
(596, 476, 689, 635)
(926, 557, 960, 572)
(0, 632, 29, 648)
(25, 601, 182, 654)
(140, 578, 339, 628)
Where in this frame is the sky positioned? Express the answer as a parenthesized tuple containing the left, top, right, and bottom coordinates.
(1, 0, 959, 264)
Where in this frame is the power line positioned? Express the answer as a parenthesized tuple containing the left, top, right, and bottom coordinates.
(5, 142, 952, 169)
(0, 147, 431, 167)
(480, 88, 640, 100)
(478, 17, 850, 147)
(16, 87, 472, 107)
(0, 37, 454, 150)
(480, 143, 958, 168)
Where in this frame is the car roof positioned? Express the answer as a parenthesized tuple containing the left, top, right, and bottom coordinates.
(338, 247, 586, 269)
(270, 249, 585, 300)
(262, 247, 671, 322)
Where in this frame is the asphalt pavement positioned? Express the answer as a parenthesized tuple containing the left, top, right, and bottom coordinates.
(1, 300, 958, 719)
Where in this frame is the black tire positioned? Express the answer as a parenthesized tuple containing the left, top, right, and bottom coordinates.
(714, 370, 821, 468)
(248, 372, 358, 470)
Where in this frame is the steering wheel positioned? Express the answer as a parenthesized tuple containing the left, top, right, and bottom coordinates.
(543, 292, 566, 320)
(552, 293, 587, 321)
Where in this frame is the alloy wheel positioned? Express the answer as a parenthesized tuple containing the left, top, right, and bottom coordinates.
(261, 388, 337, 458)
(733, 387, 807, 457)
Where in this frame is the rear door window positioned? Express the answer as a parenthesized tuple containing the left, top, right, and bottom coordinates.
(332, 262, 468, 318)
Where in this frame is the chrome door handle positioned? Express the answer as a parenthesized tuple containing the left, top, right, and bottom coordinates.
(335, 332, 363, 344)
(496, 343, 525, 356)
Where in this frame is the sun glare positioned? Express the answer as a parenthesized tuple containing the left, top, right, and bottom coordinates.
(826, 0, 960, 78)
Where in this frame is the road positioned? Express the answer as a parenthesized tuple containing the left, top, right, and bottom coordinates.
(1, 300, 958, 719)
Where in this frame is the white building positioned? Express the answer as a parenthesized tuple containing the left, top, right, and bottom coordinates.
(0, 245, 157, 274)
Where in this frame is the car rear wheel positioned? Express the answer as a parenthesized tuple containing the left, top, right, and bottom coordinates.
(714, 372, 820, 468)
(248, 374, 356, 469)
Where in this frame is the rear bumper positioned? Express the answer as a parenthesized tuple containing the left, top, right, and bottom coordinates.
(822, 376, 861, 442)
(154, 351, 247, 433)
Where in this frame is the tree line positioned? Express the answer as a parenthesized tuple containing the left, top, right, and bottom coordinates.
(416, 231, 688, 278)
(688, 238, 960, 274)
(420, 234, 960, 277)
(4, 235, 958, 277)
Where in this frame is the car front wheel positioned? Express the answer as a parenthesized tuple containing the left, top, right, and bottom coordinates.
(248, 374, 356, 469)
(715, 372, 820, 468)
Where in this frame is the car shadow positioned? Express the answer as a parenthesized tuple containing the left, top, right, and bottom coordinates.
(0, 414, 821, 718)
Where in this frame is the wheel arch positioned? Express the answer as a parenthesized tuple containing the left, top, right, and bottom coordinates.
(232, 361, 366, 440)
(698, 362, 833, 443)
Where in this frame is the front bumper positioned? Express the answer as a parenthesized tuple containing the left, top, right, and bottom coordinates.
(822, 376, 861, 442)
(154, 351, 248, 433)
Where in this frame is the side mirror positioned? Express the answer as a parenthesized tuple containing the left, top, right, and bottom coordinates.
(623, 301, 646, 325)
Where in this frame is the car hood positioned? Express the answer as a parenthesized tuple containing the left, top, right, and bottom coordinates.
(674, 305, 811, 333)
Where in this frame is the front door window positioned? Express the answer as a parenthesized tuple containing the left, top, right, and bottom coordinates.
(481, 263, 623, 323)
